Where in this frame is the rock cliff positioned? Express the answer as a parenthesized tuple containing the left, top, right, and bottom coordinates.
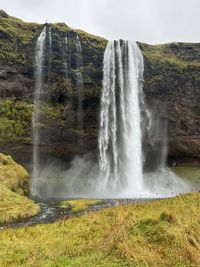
(0, 10, 200, 166)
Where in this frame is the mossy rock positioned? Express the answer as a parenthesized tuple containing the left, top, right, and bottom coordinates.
(0, 99, 32, 142)
(0, 152, 28, 191)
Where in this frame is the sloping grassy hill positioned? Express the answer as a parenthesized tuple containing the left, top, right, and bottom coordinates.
(0, 153, 40, 224)
(0, 192, 199, 267)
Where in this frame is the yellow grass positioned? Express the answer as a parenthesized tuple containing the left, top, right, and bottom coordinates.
(0, 192, 199, 266)
(0, 153, 28, 191)
(0, 153, 40, 224)
(60, 199, 103, 212)
(0, 184, 40, 224)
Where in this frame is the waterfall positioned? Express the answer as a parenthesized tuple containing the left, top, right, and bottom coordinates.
(98, 40, 144, 196)
(31, 26, 46, 197)
(75, 34, 84, 131)
(48, 27, 52, 79)
(34, 38, 189, 199)
(63, 32, 69, 77)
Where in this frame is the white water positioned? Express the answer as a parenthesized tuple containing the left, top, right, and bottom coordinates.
(48, 27, 52, 79)
(94, 40, 188, 198)
(75, 34, 84, 131)
(63, 32, 69, 77)
(98, 41, 143, 196)
(31, 27, 46, 197)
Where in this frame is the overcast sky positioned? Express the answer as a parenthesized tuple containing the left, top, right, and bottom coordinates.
(0, 0, 199, 44)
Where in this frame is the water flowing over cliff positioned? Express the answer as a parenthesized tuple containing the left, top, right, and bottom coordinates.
(31, 26, 46, 197)
(98, 40, 143, 194)
(0, 12, 199, 199)
(75, 34, 84, 135)
(30, 39, 189, 199)
(96, 40, 188, 198)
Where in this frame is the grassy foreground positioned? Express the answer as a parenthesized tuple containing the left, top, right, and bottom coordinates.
(59, 199, 103, 212)
(0, 153, 40, 224)
(0, 192, 199, 267)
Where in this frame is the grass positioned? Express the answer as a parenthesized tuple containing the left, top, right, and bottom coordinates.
(0, 152, 28, 191)
(0, 184, 40, 224)
(0, 13, 40, 65)
(0, 152, 40, 224)
(0, 192, 199, 266)
(59, 199, 103, 212)
(140, 43, 200, 69)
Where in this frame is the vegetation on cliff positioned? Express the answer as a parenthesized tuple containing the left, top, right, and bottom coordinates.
(0, 99, 32, 142)
(0, 192, 199, 266)
(0, 153, 40, 224)
(0, 10, 107, 160)
(0, 10, 40, 66)
(1, 10, 200, 162)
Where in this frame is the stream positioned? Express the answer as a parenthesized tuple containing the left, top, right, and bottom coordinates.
(0, 198, 157, 230)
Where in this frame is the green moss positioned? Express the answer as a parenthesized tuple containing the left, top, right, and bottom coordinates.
(0, 99, 32, 142)
(53, 23, 70, 32)
(140, 42, 200, 72)
(0, 98, 68, 143)
(41, 105, 62, 119)
(0, 14, 41, 65)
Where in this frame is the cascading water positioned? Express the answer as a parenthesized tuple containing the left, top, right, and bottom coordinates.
(33, 38, 189, 199)
(97, 40, 189, 198)
(31, 26, 46, 197)
(75, 34, 84, 131)
(98, 40, 144, 196)
(48, 27, 52, 80)
(63, 32, 69, 77)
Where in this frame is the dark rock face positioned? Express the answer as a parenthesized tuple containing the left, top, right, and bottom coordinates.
(0, 63, 34, 99)
(0, 12, 200, 166)
(141, 43, 200, 164)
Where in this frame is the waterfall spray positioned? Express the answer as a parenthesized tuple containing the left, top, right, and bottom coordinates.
(31, 26, 46, 197)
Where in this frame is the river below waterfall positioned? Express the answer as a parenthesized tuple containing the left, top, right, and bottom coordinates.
(0, 198, 159, 230)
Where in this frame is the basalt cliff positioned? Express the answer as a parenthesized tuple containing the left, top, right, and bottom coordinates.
(0, 10, 200, 167)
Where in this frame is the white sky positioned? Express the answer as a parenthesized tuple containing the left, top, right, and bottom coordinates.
(0, 0, 199, 44)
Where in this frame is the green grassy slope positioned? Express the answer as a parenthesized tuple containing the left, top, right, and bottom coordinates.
(0, 153, 40, 224)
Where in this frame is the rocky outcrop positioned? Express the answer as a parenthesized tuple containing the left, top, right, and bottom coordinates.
(0, 11, 200, 166)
